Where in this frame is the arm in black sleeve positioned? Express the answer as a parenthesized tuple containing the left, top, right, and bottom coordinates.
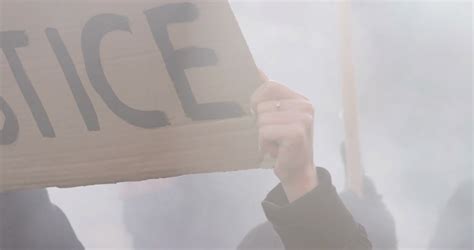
(262, 167, 372, 250)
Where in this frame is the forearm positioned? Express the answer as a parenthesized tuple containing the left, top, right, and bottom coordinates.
(281, 165, 318, 203)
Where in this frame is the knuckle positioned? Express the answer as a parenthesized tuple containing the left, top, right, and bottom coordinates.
(302, 114, 313, 128)
(309, 105, 315, 115)
(304, 101, 315, 114)
(264, 82, 279, 95)
(269, 81, 293, 97)
(290, 124, 306, 141)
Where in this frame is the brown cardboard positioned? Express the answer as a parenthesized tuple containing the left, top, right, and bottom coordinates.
(0, 0, 263, 191)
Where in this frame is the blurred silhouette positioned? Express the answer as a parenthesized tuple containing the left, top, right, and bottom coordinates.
(121, 175, 240, 249)
(238, 221, 282, 250)
(339, 178, 398, 250)
(0, 189, 83, 249)
(339, 143, 398, 250)
(429, 179, 473, 249)
(123, 168, 371, 250)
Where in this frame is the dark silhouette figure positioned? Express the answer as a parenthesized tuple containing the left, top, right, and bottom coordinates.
(0, 189, 84, 250)
(339, 143, 398, 250)
(429, 179, 473, 249)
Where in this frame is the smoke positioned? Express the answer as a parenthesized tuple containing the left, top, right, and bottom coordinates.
(49, 1, 472, 249)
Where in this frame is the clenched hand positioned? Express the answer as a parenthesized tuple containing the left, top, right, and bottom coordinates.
(251, 72, 318, 202)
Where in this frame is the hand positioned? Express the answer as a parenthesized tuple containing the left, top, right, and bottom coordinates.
(251, 72, 318, 202)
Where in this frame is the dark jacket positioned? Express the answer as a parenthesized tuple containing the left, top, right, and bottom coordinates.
(429, 179, 473, 249)
(239, 167, 372, 250)
(0, 189, 84, 250)
(1, 167, 370, 250)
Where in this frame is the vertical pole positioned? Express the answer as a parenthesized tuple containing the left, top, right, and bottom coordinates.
(339, 0, 364, 197)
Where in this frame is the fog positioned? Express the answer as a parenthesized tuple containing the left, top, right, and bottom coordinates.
(48, 1, 472, 249)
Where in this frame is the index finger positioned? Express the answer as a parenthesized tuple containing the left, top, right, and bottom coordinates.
(251, 81, 306, 111)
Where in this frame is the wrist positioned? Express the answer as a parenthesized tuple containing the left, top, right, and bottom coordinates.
(281, 165, 318, 203)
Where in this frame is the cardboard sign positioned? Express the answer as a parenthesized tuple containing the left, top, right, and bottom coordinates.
(0, 0, 263, 192)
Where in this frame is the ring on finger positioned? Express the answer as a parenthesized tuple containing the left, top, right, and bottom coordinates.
(275, 101, 281, 111)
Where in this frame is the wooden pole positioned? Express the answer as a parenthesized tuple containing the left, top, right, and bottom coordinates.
(339, 0, 364, 197)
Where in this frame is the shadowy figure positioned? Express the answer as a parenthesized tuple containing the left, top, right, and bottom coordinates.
(339, 177, 398, 250)
(429, 179, 473, 249)
(121, 175, 240, 249)
(339, 143, 398, 250)
(0, 189, 84, 249)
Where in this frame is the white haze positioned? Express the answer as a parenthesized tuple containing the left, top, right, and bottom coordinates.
(49, 1, 472, 249)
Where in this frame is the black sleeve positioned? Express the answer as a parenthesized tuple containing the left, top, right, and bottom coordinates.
(0, 189, 84, 250)
(261, 167, 372, 250)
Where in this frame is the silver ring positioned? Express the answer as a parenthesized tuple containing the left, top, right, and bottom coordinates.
(275, 101, 281, 111)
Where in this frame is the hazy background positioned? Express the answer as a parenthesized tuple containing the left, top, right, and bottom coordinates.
(49, 1, 472, 249)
